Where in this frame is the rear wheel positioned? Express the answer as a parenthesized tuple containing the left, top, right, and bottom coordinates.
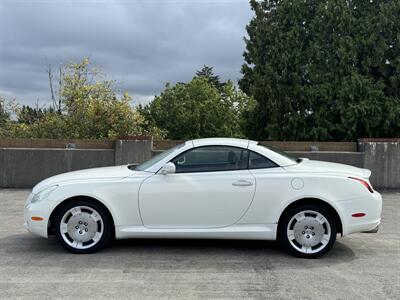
(278, 205, 337, 258)
(54, 200, 113, 253)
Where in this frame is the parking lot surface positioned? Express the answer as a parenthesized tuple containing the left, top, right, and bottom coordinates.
(0, 189, 399, 299)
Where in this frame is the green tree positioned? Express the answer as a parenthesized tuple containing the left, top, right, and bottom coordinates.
(17, 105, 55, 125)
(140, 76, 254, 139)
(195, 65, 226, 92)
(0, 96, 10, 128)
(0, 96, 18, 137)
(240, 0, 400, 141)
(6, 59, 163, 139)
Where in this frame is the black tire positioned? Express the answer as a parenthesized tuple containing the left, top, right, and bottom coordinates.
(54, 200, 113, 254)
(278, 204, 337, 258)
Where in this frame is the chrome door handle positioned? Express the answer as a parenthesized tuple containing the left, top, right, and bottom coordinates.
(232, 180, 253, 187)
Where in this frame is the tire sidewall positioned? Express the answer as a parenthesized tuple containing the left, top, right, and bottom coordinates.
(278, 204, 337, 258)
(54, 200, 113, 254)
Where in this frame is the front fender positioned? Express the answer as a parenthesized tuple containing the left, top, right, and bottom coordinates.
(47, 178, 146, 227)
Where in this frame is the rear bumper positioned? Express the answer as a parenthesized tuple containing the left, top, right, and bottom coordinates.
(362, 225, 379, 233)
(337, 190, 382, 236)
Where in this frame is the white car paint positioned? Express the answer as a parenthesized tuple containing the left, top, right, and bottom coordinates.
(139, 169, 255, 228)
(24, 138, 382, 247)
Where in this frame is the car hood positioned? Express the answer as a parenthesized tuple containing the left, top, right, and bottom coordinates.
(32, 165, 145, 194)
(284, 159, 371, 179)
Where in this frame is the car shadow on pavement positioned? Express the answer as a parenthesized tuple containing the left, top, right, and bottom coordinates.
(1, 233, 355, 272)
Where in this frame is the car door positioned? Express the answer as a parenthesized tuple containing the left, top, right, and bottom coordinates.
(138, 146, 255, 228)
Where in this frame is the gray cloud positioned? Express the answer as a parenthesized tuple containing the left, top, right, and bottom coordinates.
(0, 0, 253, 106)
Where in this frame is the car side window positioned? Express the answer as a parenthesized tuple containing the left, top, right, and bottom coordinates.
(248, 151, 278, 169)
(171, 146, 249, 173)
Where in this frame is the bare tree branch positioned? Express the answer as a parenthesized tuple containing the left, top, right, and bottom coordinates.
(58, 65, 63, 114)
(47, 64, 57, 110)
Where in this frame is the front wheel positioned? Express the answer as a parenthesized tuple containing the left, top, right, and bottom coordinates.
(278, 205, 337, 258)
(54, 200, 113, 253)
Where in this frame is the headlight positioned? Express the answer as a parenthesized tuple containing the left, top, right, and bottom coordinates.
(31, 185, 59, 204)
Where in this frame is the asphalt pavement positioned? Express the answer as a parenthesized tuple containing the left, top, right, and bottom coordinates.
(0, 189, 399, 299)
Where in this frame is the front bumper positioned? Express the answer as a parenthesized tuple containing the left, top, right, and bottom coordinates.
(24, 193, 57, 238)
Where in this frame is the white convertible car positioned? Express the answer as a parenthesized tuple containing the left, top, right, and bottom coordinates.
(24, 138, 382, 258)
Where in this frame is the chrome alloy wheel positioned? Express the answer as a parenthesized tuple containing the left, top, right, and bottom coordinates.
(59, 206, 104, 250)
(286, 210, 331, 254)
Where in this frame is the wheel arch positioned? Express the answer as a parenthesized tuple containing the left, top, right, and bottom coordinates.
(47, 195, 116, 237)
(277, 197, 343, 236)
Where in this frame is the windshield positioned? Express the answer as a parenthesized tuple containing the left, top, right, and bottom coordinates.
(133, 143, 185, 171)
(257, 143, 298, 163)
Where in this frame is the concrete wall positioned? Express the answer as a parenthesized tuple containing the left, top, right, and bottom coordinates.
(153, 146, 397, 189)
(115, 139, 152, 165)
(0, 139, 398, 189)
(259, 141, 357, 152)
(0, 138, 114, 149)
(0, 148, 115, 188)
(153, 140, 357, 152)
(0, 139, 153, 187)
(288, 151, 364, 168)
(361, 142, 400, 189)
(152, 150, 365, 168)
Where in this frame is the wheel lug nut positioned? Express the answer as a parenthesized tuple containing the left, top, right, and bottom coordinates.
(310, 226, 314, 230)
(306, 235, 310, 239)
(79, 221, 82, 224)
(302, 231, 305, 234)
(75, 226, 78, 229)
(84, 222, 88, 226)
(304, 226, 308, 229)
(312, 232, 315, 236)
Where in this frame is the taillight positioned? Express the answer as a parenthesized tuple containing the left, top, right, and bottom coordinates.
(349, 177, 374, 193)
(352, 213, 366, 218)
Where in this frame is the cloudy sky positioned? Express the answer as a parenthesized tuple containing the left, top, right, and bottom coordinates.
(0, 0, 253, 107)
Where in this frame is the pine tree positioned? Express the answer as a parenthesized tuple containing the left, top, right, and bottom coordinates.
(240, 0, 400, 141)
(196, 65, 226, 92)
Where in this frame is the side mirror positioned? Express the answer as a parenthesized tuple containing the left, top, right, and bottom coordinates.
(159, 162, 176, 175)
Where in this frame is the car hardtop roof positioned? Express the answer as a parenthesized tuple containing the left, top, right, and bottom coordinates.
(189, 137, 258, 148)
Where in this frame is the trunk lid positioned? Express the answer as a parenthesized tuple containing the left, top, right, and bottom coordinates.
(284, 159, 371, 179)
